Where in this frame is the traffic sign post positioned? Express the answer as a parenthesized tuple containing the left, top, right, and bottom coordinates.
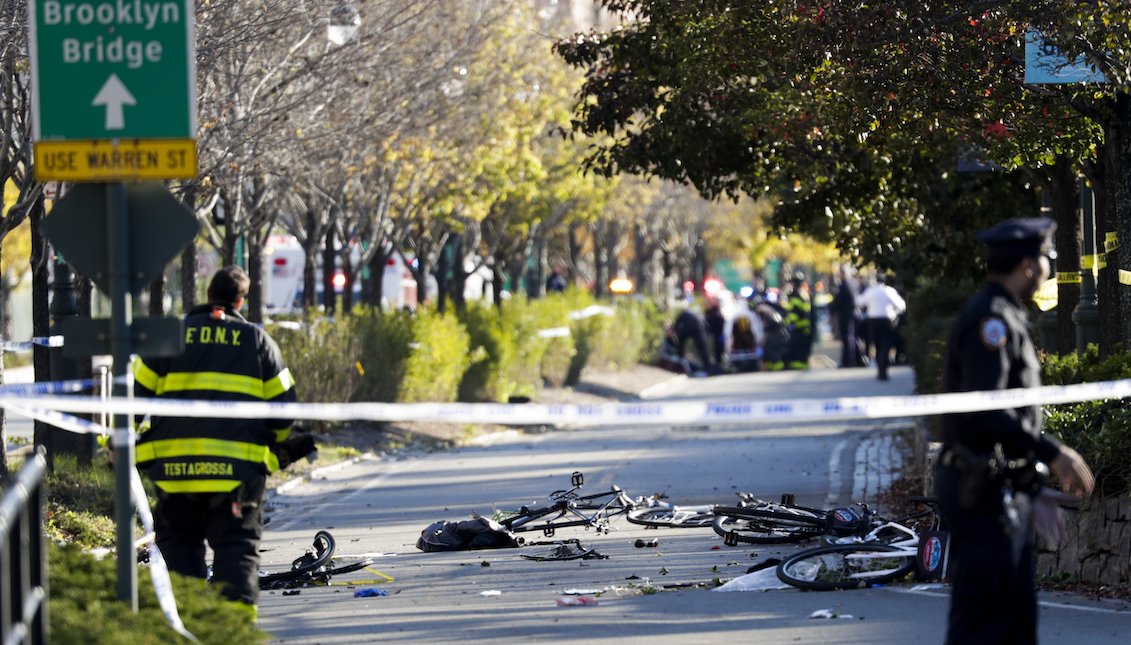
(28, 1, 202, 607)
(28, 0, 198, 181)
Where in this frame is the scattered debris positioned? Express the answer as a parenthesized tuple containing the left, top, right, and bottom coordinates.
(746, 558, 781, 574)
(353, 588, 389, 598)
(809, 608, 855, 620)
(714, 567, 791, 592)
(635, 539, 659, 548)
(556, 596, 598, 607)
(479, 590, 502, 597)
(282, 590, 301, 596)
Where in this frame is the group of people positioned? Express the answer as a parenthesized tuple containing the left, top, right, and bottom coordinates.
(828, 269, 907, 380)
(660, 273, 816, 376)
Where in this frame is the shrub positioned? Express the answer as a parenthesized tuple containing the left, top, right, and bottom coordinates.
(1041, 346, 1131, 498)
(270, 317, 361, 410)
(398, 309, 470, 402)
(457, 302, 517, 402)
(50, 543, 267, 644)
(349, 307, 417, 402)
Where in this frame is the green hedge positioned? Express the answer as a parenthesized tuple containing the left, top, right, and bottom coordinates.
(1041, 346, 1131, 498)
(50, 543, 266, 644)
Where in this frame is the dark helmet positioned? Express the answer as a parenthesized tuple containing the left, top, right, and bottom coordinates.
(790, 271, 806, 284)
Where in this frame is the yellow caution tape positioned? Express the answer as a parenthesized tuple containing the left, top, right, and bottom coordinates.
(1032, 278, 1058, 311)
(1056, 272, 1082, 285)
(1120, 270, 1131, 286)
(1105, 232, 1119, 255)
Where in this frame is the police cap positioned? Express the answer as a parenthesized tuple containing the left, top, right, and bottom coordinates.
(977, 217, 1057, 263)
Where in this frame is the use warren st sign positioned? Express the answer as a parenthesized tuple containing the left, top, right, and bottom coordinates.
(29, 0, 198, 181)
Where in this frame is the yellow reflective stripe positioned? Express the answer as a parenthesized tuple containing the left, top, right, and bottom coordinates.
(274, 426, 292, 443)
(264, 368, 295, 400)
(159, 371, 269, 398)
(136, 437, 277, 470)
(156, 480, 241, 494)
(133, 359, 161, 391)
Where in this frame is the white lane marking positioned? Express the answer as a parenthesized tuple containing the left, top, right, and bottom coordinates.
(826, 438, 849, 506)
(270, 458, 419, 531)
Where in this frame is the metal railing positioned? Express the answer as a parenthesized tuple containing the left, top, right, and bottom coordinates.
(1, 448, 49, 645)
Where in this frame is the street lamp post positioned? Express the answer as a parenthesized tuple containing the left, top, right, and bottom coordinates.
(1072, 179, 1100, 351)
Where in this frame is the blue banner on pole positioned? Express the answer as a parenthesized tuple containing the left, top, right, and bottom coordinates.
(1025, 31, 1105, 84)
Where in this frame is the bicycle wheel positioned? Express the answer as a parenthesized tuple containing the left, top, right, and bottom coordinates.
(776, 544, 916, 591)
(712, 506, 825, 544)
(626, 507, 715, 528)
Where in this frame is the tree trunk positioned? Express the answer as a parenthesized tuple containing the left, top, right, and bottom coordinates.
(322, 230, 337, 313)
(451, 236, 468, 312)
(341, 250, 354, 312)
(148, 273, 166, 316)
(1045, 162, 1080, 355)
(492, 263, 505, 310)
(532, 236, 547, 298)
(436, 243, 450, 313)
(1111, 92, 1131, 350)
(246, 227, 264, 323)
(180, 242, 198, 310)
(568, 223, 584, 287)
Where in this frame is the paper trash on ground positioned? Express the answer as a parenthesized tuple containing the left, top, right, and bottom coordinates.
(713, 567, 791, 591)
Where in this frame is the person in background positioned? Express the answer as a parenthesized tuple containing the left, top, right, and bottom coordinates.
(546, 266, 567, 293)
(828, 266, 861, 368)
(704, 298, 726, 374)
(724, 301, 765, 372)
(783, 272, 813, 370)
(672, 307, 715, 375)
(857, 273, 906, 380)
(935, 217, 1094, 644)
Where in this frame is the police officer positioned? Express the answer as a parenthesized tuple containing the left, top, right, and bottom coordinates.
(783, 272, 813, 369)
(935, 218, 1094, 644)
(133, 266, 299, 617)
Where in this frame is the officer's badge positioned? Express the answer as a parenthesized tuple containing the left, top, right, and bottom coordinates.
(979, 317, 1008, 349)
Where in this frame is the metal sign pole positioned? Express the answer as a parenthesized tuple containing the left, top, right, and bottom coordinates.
(108, 181, 138, 608)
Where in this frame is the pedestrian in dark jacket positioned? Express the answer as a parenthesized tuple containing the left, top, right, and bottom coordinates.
(828, 267, 860, 368)
(133, 266, 300, 617)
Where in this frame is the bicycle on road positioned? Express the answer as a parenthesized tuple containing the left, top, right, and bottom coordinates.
(775, 497, 945, 591)
(495, 472, 645, 537)
(258, 530, 379, 590)
(711, 493, 831, 544)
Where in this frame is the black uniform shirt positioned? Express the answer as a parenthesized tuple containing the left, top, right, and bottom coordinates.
(941, 281, 1061, 464)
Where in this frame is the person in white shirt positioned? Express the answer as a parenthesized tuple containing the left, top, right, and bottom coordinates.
(724, 302, 766, 371)
(857, 274, 906, 380)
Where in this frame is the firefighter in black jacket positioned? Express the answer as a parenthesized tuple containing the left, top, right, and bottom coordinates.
(133, 266, 299, 616)
(935, 218, 1093, 644)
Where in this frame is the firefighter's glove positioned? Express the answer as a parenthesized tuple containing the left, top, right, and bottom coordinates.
(275, 432, 317, 469)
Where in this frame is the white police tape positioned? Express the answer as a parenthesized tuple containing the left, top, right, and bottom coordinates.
(0, 336, 63, 351)
(0, 377, 102, 397)
(1, 377, 1129, 426)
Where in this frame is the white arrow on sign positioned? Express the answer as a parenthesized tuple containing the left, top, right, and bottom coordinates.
(92, 74, 136, 130)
